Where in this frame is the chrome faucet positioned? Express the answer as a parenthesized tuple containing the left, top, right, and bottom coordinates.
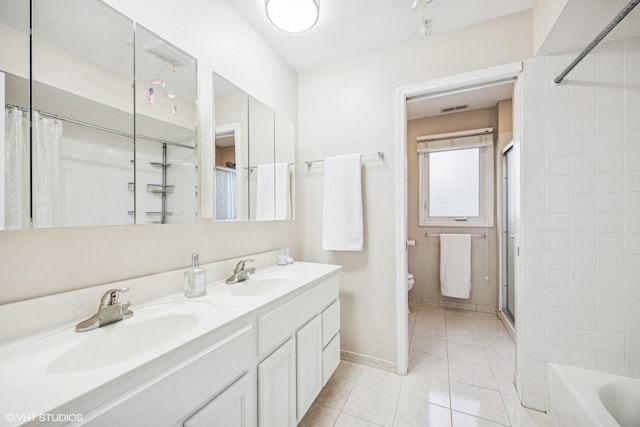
(75, 287, 134, 332)
(225, 259, 255, 284)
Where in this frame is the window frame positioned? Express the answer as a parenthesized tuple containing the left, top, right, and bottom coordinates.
(418, 128, 495, 228)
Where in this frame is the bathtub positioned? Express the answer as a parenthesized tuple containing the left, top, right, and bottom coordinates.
(549, 363, 640, 427)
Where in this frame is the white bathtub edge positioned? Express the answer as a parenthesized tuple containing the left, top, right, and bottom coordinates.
(549, 363, 638, 427)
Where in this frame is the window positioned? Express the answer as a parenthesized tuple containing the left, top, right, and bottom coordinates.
(418, 128, 494, 227)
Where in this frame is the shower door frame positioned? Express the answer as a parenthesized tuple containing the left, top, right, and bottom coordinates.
(394, 61, 523, 376)
(499, 142, 517, 334)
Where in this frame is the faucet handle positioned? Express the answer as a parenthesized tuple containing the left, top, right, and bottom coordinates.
(99, 287, 129, 309)
(234, 259, 255, 273)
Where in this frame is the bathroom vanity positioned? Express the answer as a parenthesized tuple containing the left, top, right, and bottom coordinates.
(0, 259, 341, 427)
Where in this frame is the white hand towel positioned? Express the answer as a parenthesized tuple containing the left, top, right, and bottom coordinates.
(322, 153, 363, 251)
(274, 162, 290, 220)
(440, 234, 472, 299)
(255, 164, 274, 220)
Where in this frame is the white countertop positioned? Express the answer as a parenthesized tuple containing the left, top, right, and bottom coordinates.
(0, 261, 341, 426)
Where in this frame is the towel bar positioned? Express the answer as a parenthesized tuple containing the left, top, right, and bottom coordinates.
(425, 233, 486, 238)
(305, 151, 384, 168)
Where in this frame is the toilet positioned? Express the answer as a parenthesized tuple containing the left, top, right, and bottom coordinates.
(407, 273, 414, 315)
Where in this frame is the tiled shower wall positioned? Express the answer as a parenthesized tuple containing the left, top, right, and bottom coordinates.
(520, 36, 640, 411)
(60, 127, 196, 227)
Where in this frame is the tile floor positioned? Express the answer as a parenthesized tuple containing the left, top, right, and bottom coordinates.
(299, 306, 554, 427)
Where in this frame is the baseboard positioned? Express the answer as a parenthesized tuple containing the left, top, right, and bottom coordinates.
(340, 349, 397, 374)
(409, 296, 496, 314)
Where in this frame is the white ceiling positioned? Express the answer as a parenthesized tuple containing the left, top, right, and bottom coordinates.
(227, 0, 533, 71)
(407, 82, 514, 120)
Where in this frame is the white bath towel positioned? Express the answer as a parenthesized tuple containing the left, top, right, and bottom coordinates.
(255, 164, 274, 220)
(322, 153, 363, 251)
(274, 162, 290, 220)
(440, 234, 472, 299)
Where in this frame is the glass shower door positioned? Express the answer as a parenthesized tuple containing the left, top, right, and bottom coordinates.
(503, 145, 516, 323)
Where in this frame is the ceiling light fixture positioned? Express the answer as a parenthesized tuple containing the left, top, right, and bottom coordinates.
(265, 0, 319, 33)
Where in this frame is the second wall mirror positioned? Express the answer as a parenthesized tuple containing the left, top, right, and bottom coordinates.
(213, 72, 295, 222)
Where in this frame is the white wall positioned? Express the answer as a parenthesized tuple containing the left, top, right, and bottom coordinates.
(535, 0, 640, 57)
(297, 11, 533, 362)
(532, 0, 568, 54)
(519, 35, 640, 411)
(0, 0, 298, 304)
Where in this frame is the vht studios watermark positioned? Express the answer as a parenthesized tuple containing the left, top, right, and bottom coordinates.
(5, 412, 84, 423)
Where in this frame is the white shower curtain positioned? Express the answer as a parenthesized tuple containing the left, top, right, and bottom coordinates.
(4, 107, 30, 229)
(215, 167, 237, 220)
(32, 111, 61, 228)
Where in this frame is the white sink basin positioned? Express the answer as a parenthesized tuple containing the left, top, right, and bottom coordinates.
(231, 276, 293, 297)
(4, 301, 218, 375)
(49, 312, 197, 374)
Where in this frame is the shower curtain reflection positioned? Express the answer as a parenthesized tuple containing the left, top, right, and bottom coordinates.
(4, 107, 30, 229)
(215, 167, 237, 221)
(32, 111, 61, 228)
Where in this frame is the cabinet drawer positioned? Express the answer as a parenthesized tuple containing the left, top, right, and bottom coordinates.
(258, 274, 339, 357)
(321, 299, 340, 348)
(322, 333, 340, 386)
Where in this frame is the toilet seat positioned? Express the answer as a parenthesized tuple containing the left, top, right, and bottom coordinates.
(407, 273, 414, 291)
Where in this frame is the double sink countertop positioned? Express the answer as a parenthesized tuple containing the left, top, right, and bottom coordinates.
(0, 261, 341, 426)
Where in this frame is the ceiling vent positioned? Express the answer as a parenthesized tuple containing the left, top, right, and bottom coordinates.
(440, 104, 469, 114)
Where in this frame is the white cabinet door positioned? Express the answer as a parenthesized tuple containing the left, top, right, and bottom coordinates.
(296, 314, 322, 421)
(258, 337, 296, 427)
(184, 374, 253, 427)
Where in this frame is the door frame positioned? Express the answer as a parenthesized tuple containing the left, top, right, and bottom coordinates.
(394, 61, 523, 375)
(215, 122, 242, 220)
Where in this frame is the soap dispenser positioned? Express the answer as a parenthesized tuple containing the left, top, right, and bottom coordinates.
(185, 253, 206, 298)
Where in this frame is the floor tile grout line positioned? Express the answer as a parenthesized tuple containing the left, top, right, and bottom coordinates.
(477, 310, 514, 426)
(452, 408, 513, 427)
(445, 308, 513, 426)
(389, 386, 402, 427)
(498, 391, 516, 427)
(444, 308, 455, 427)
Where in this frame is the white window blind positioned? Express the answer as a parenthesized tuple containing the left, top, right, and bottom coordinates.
(418, 128, 494, 227)
(417, 127, 493, 153)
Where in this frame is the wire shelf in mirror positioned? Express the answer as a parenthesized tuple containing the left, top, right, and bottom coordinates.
(147, 184, 174, 194)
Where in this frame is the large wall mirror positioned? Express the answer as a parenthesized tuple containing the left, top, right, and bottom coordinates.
(213, 72, 295, 222)
(0, 0, 198, 230)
